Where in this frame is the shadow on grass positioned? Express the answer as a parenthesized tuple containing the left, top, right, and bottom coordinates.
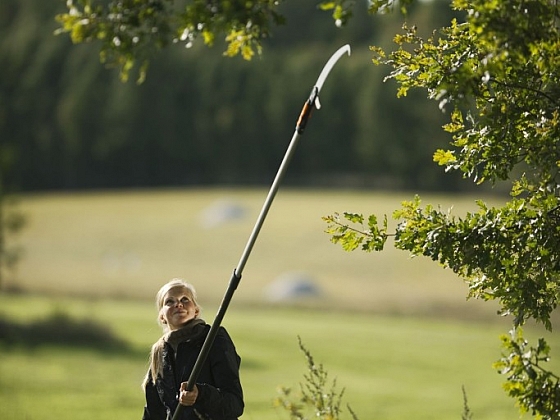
(0, 309, 134, 354)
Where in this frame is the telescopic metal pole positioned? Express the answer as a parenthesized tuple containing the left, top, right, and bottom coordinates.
(172, 44, 351, 420)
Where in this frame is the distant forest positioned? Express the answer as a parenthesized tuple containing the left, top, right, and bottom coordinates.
(1, 0, 474, 192)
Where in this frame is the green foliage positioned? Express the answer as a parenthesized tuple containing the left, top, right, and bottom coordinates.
(373, 0, 560, 188)
(54, 0, 417, 82)
(330, 0, 560, 327)
(389, 195, 559, 330)
(53, 0, 423, 82)
(55, 0, 286, 82)
(274, 337, 358, 420)
(0, 308, 131, 352)
(323, 212, 388, 252)
(318, 0, 354, 27)
(320, 0, 416, 17)
(325, 0, 560, 417)
(494, 328, 560, 418)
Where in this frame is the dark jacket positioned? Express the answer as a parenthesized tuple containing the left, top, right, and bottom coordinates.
(142, 323, 244, 420)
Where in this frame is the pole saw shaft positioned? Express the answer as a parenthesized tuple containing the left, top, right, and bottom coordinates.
(172, 44, 350, 420)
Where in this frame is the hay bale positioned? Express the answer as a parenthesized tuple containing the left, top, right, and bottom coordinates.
(199, 199, 247, 228)
(264, 272, 322, 302)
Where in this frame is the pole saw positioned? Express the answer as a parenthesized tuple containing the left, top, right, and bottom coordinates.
(172, 43, 351, 420)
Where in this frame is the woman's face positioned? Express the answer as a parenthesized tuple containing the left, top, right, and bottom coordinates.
(159, 287, 199, 330)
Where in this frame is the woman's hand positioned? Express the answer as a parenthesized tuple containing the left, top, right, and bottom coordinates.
(178, 383, 198, 406)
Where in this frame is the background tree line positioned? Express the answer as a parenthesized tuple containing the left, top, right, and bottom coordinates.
(1, 0, 469, 193)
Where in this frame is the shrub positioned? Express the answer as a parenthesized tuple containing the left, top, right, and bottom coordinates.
(0, 308, 130, 352)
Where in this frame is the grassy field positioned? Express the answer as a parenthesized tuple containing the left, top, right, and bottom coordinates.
(1, 188, 558, 420)
(1, 295, 557, 420)
(8, 187, 508, 316)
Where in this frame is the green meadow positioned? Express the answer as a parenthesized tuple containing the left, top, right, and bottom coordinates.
(1, 188, 558, 420)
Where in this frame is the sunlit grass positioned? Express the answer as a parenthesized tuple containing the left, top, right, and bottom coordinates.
(2, 188, 557, 420)
(1, 294, 558, 420)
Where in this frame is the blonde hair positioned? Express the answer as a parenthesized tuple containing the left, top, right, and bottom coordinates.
(143, 279, 201, 388)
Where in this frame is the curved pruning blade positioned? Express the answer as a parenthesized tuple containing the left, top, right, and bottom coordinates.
(313, 44, 351, 109)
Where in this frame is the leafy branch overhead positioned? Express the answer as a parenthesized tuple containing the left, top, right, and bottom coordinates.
(55, 0, 414, 82)
(327, 0, 560, 328)
(326, 195, 560, 328)
(56, 0, 285, 82)
(323, 212, 388, 252)
(324, 0, 560, 417)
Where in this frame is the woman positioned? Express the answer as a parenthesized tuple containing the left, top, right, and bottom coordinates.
(142, 279, 244, 420)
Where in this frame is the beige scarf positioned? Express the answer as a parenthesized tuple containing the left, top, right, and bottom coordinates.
(144, 318, 206, 388)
